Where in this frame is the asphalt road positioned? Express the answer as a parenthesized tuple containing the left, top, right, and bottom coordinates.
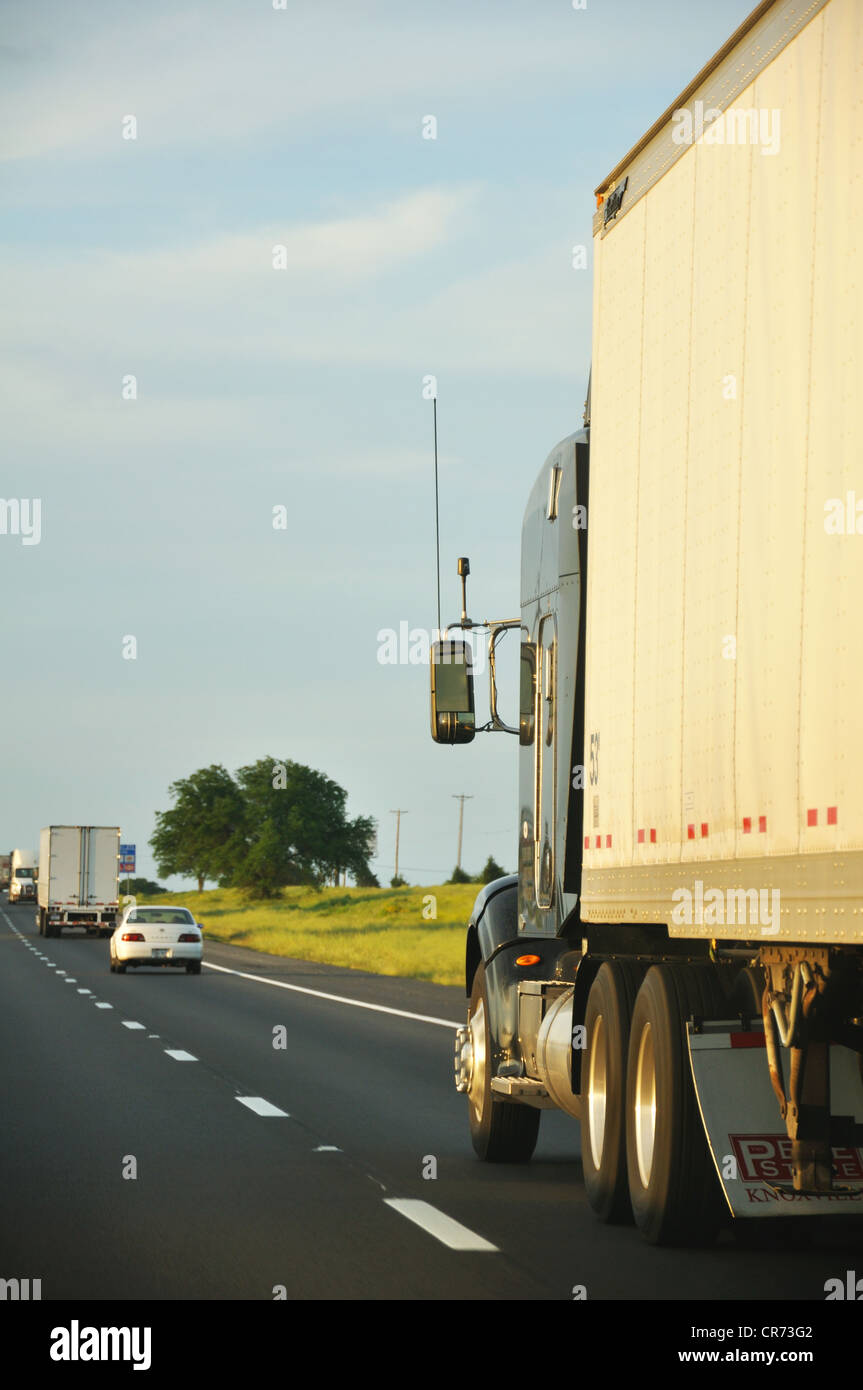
(2, 899, 861, 1302)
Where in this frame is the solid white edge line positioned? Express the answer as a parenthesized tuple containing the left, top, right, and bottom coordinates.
(203, 961, 461, 1029)
(384, 1199, 498, 1253)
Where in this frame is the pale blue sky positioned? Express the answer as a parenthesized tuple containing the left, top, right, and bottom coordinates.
(1, 0, 754, 886)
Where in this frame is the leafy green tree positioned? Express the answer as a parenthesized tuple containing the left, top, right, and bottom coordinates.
(478, 855, 507, 884)
(448, 865, 472, 884)
(120, 876, 167, 897)
(230, 758, 376, 897)
(390, 874, 408, 888)
(150, 764, 246, 892)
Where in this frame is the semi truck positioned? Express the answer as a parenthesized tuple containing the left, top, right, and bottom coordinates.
(37, 826, 121, 938)
(9, 849, 37, 903)
(430, 0, 863, 1245)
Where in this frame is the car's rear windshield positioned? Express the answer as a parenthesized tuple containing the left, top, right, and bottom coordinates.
(128, 909, 195, 924)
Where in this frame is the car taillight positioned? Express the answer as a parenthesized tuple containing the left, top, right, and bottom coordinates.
(121, 932, 145, 942)
(178, 933, 199, 942)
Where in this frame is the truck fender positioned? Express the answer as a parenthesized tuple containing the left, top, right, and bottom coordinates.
(464, 876, 580, 1078)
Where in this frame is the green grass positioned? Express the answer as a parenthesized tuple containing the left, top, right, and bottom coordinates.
(135, 883, 479, 986)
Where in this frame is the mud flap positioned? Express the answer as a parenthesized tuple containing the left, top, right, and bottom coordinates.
(687, 1020, 863, 1218)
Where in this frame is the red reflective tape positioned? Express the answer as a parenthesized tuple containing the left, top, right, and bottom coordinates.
(701, 822, 708, 838)
(827, 806, 838, 825)
(584, 835, 589, 850)
(742, 817, 752, 834)
(687, 824, 695, 840)
(807, 808, 818, 827)
(650, 828, 656, 844)
(606, 834, 612, 848)
(595, 835, 601, 849)
(759, 815, 767, 833)
(637, 828, 645, 844)
(730, 1032, 766, 1049)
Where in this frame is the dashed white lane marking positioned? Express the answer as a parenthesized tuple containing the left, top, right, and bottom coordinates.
(314, 1145, 342, 1152)
(203, 961, 461, 1029)
(64, 978, 77, 984)
(148, 1034, 160, 1039)
(77, 989, 92, 995)
(122, 1021, 145, 1030)
(383, 1199, 498, 1253)
(236, 1097, 289, 1117)
(55, 970, 64, 975)
(164, 1049, 197, 1062)
(94, 1002, 113, 1009)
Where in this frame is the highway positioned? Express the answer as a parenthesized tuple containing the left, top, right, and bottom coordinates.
(1, 900, 860, 1303)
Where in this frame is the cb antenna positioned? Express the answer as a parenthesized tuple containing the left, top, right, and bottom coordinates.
(433, 394, 441, 637)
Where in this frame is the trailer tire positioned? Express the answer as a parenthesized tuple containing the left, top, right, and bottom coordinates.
(582, 960, 644, 1223)
(38, 909, 45, 936)
(467, 962, 540, 1163)
(626, 963, 725, 1246)
(730, 964, 766, 1023)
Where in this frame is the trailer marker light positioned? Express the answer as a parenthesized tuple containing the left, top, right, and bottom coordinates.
(516, 955, 541, 967)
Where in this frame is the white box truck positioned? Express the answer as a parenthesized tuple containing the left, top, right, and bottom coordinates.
(431, 0, 863, 1244)
(37, 827, 120, 938)
(9, 849, 36, 903)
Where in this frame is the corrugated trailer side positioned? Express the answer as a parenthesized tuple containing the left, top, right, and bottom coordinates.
(581, 0, 863, 941)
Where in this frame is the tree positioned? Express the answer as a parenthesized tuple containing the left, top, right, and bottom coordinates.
(150, 764, 246, 892)
(390, 874, 408, 888)
(120, 876, 167, 897)
(230, 758, 376, 897)
(448, 865, 472, 884)
(478, 855, 507, 884)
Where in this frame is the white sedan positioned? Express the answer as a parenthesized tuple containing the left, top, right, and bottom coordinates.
(110, 906, 203, 974)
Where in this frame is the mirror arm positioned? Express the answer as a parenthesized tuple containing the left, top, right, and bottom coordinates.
(444, 617, 521, 735)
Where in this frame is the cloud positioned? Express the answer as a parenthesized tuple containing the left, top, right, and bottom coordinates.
(0, 1, 600, 163)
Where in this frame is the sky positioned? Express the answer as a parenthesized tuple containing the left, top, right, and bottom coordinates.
(0, 0, 756, 888)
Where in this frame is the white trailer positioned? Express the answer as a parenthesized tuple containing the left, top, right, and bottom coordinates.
(432, 0, 863, 1244)
(37, 827, 121, 938)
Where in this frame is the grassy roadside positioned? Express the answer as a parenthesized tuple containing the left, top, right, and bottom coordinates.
(136, 883, 478, 986)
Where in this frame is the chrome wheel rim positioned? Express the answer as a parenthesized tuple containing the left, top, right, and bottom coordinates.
(587, 1012, 607, 1169)
(634, 1021, 657, 1187)
(467, 999, 486, 1119)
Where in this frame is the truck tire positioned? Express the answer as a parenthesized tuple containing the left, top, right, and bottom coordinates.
(730, 964, 766, 1022)
(467, 962, 540, 1163)
(582, 960, 645, 1223)
(625, 963, 725, 1246)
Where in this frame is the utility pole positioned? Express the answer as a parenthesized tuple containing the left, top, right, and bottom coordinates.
(453, 794, 473, 871)
(390, 809, 408, 881)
